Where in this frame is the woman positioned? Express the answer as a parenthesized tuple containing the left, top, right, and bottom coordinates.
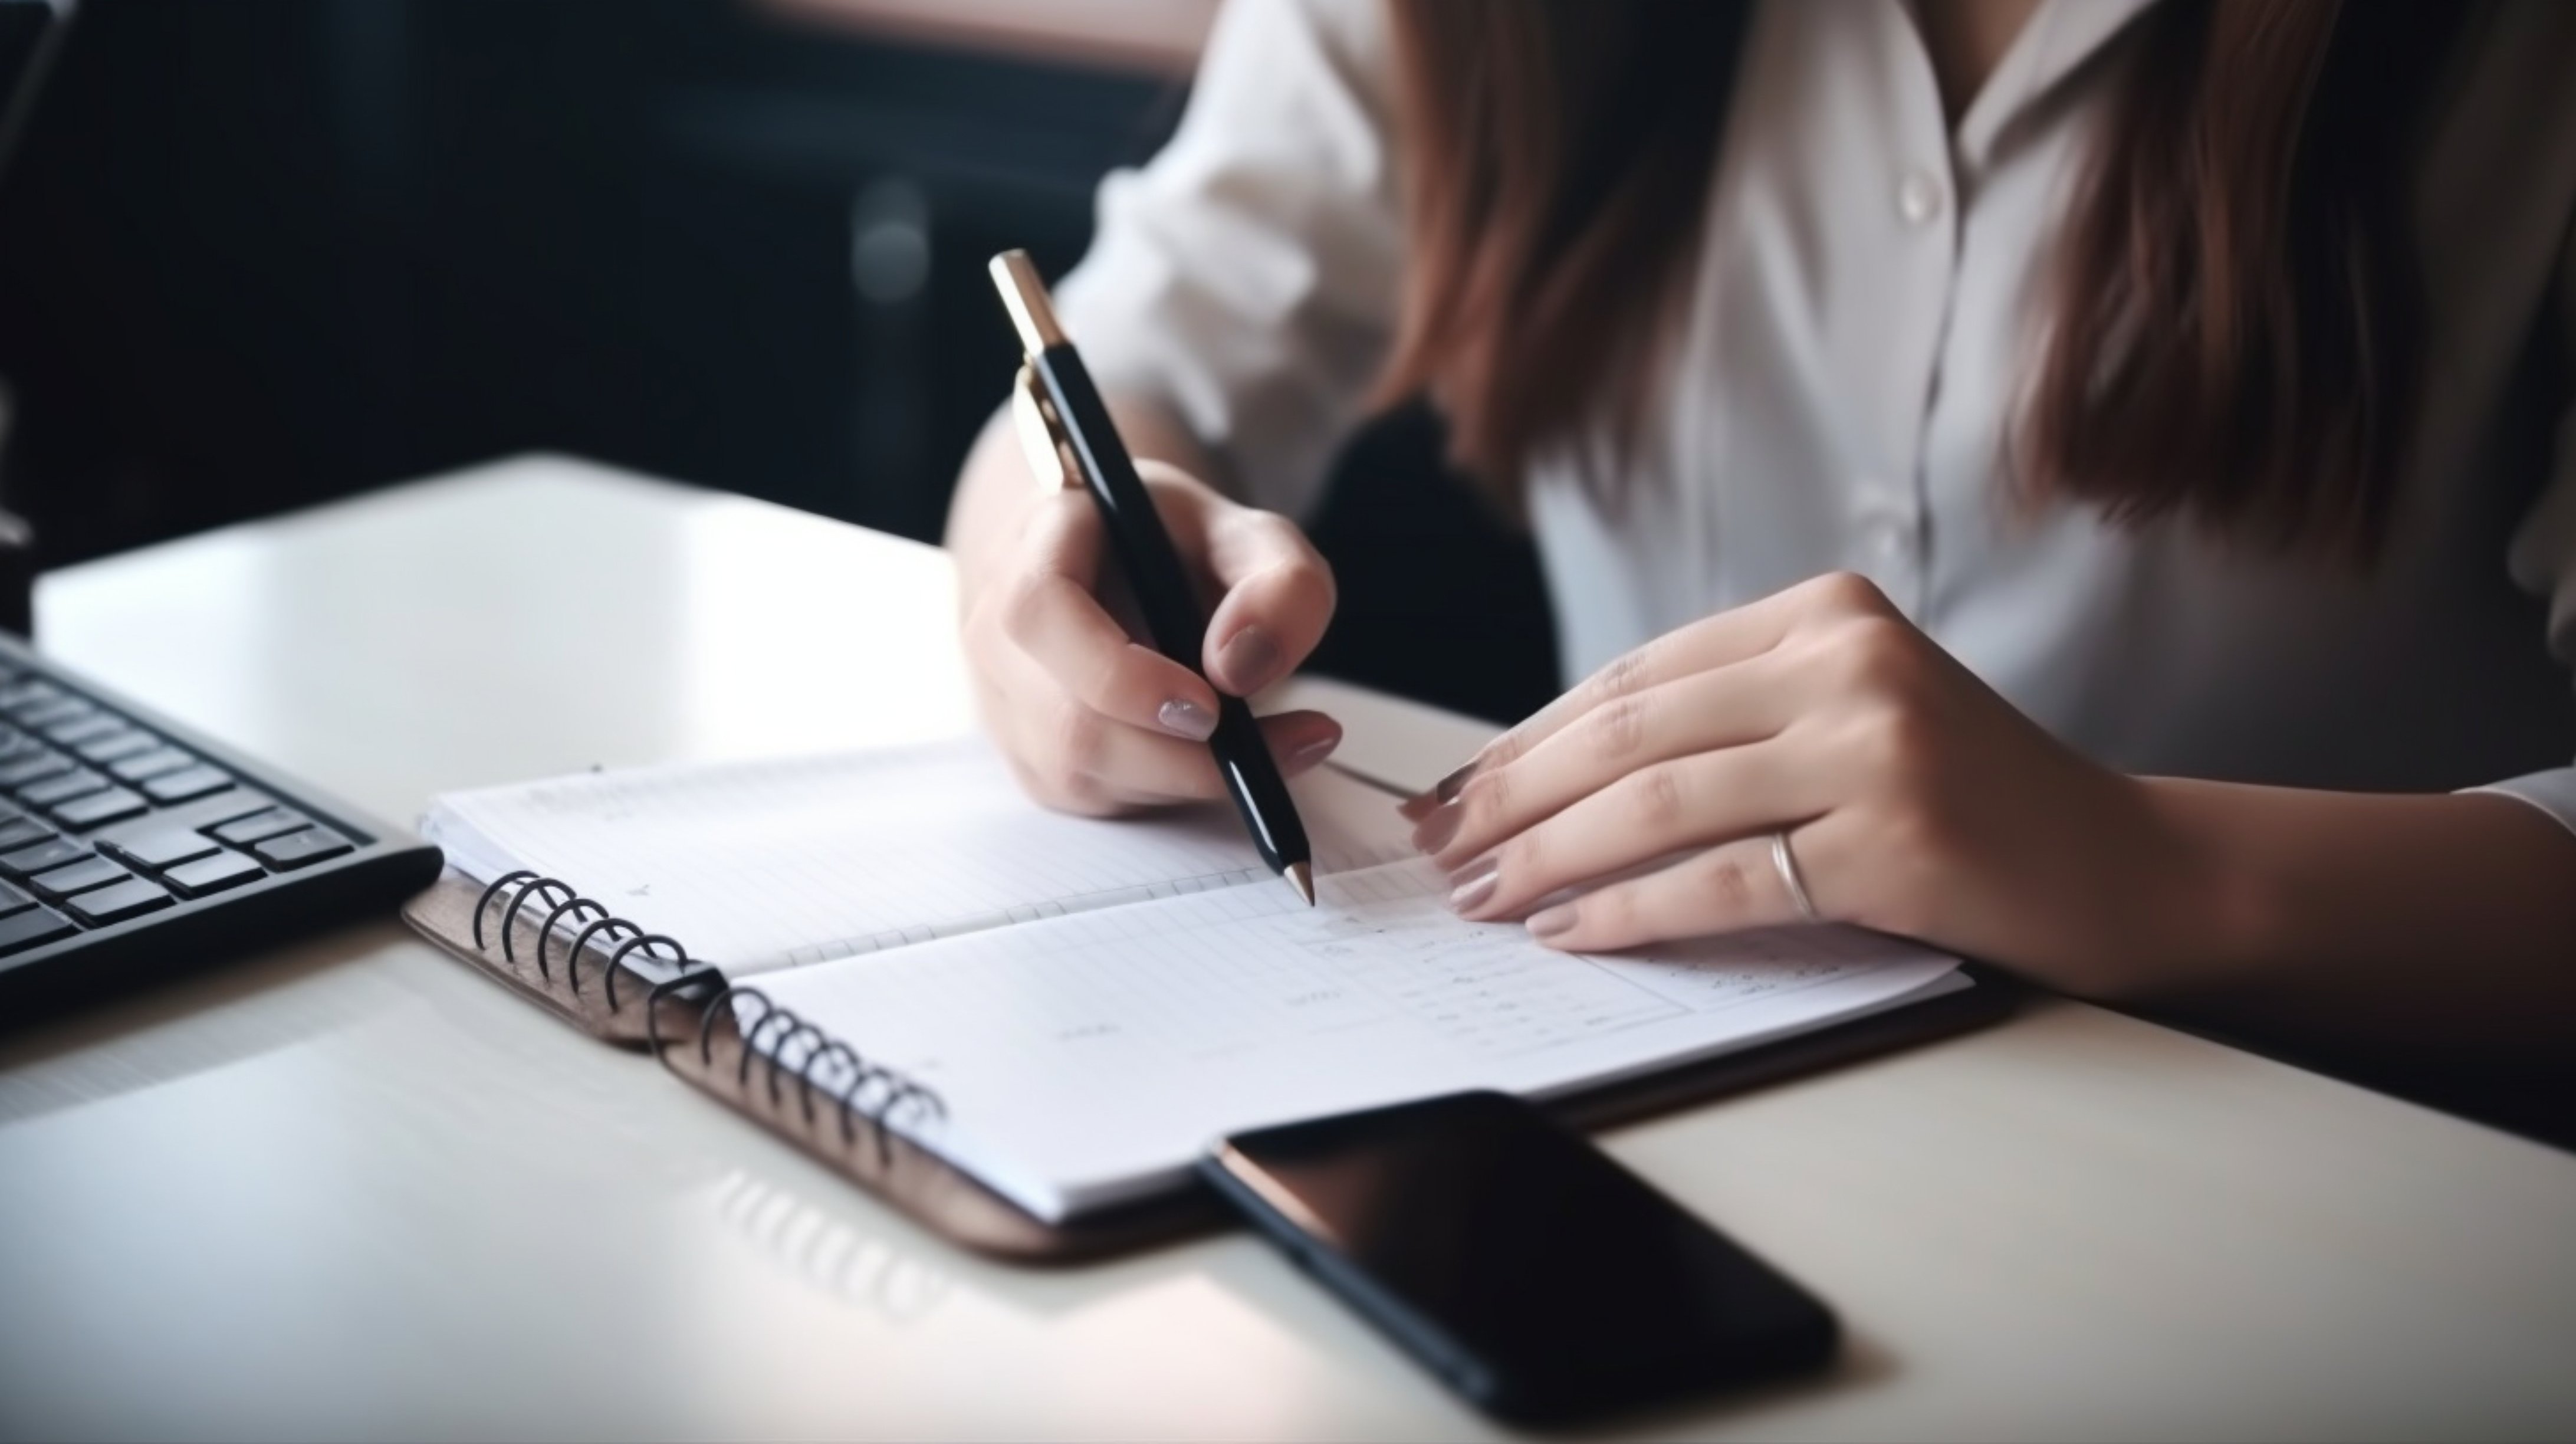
(944, 1, 2576, 1071)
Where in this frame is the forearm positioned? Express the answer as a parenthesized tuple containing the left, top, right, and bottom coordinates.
(943, 390, 1223, 606)
(2141, 779, 2576, 1044)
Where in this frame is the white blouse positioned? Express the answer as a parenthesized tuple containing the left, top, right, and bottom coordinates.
(1053, 0, 2576, 839)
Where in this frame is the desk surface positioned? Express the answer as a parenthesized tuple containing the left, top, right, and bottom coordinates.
(2, 457, 2570, 1441)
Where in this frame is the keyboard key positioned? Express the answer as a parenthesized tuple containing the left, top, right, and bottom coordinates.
(19, 769, 109, 807)
(0, 751, 74, 788)
(190, 789, 277, 826)
(64, 877, 175, 926)
(103, 829, 221, 871)
(0, 817, 50, 852)
(0, 877, 33, 917)
(75, 728, 160, 764)
(14, 697, 92, 729)
(0, 680, 61, 712)
(42, 714, 123, 746)
(251, 828, 354, 871)
(142, 766, 230, 805)
(0, 836, 86, 877)
(163, 850, 264, 898)
(110, 747, 196, 783)
(52, 787, 149, 830)
(212, 808, 308, 847)
(0, 904, 74, 955)
(28, 855, 130, 901)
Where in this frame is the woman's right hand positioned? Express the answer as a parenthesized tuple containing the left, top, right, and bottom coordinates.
(960, 457, 1343, 816)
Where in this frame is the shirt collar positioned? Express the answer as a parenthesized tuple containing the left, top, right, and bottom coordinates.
(1954, 0, 2163, 172)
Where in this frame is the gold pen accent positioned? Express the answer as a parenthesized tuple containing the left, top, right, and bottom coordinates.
(996, 249, 1080, 492)
(1010, 363, 1080, 491)
(990, 250, 1067, 353)
(1284, 861, 1315, 907)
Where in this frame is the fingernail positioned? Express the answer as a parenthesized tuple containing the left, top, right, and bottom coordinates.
(1156, 698, 1218, 741)
(1411, 800, 1464, 855)
(1286, 731, 1339, 770)
(1526, 904, 1576, 941)
(1400, 761, 1478, 820)
(1446, 858, 1499, 914)
(1217, 626, 1282, 694)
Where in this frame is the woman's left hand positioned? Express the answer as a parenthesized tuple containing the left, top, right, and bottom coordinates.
(1406, 572, 2204, 992)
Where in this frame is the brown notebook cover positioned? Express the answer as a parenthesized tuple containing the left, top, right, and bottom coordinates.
(404, 867, 2015, 1265)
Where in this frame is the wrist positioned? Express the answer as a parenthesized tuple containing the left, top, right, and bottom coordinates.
(2114, 780, 2576, 1042)
(2126, 776, 2286, 989)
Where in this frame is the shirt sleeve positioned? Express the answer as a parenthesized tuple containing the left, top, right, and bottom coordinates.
(1050, 0, 1404, 521)
(2471, 218, 2576, 838)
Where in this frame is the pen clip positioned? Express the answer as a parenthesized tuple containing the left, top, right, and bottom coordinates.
(1010, 360, 1082, 493)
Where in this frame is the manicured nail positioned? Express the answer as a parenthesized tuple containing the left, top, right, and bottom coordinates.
(1218, 626, 1282, 693)
(1411, 801, 1464, 855)
(1286, 731, 1339, 770)
(1400, 760, 1479, 820)
(1526, 905, 1576, 941)
(1446, 858, 1499, 914)
(1157, 698, 1218, 741)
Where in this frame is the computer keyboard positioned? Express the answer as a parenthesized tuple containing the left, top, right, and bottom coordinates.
(0, 632, 442, 1018)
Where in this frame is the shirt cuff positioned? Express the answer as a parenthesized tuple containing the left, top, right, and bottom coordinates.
(2462, 768, 2576, 841)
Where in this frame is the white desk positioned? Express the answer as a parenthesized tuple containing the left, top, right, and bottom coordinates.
(2, 456, 2571, 1441)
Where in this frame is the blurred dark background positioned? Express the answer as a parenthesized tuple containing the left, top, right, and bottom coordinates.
(0, 0, 1556, 723)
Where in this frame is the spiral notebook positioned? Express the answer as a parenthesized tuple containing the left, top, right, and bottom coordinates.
(405, 739, 1994, 1261)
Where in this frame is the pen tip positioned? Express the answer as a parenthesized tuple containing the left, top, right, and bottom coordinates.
(1285, 862, 1315, 907)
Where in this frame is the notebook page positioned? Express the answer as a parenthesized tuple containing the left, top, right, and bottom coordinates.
(750, 858, 1964, 1222)
(422, 740, 1413, 973)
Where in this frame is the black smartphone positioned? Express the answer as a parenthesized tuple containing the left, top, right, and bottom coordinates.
(1202, 1091, 1838, 1427)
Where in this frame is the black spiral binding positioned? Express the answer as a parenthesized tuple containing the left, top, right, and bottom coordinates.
(472, 869, 945, 1162)
(665, 984, 947, 1167)
(474, 871, 686, 1011)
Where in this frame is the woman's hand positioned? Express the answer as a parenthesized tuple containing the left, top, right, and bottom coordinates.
(1406, 572, 2206, 992)
(960, 457, 1342, 816)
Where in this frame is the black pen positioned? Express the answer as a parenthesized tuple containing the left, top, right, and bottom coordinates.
(988, 250, 1316, 905)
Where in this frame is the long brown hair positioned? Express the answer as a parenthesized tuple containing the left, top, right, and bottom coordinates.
(1377, 1, 2464, 556)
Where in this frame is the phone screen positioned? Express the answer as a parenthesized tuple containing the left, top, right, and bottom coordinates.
(1204, 1091, 1837, 1425)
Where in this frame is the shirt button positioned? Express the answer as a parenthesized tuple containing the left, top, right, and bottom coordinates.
(1898, 170, 1945, 227)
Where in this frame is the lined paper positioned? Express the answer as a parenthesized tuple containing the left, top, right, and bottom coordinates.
(751, 859, 1963, 1222)
(423, 740, 1414, 973)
